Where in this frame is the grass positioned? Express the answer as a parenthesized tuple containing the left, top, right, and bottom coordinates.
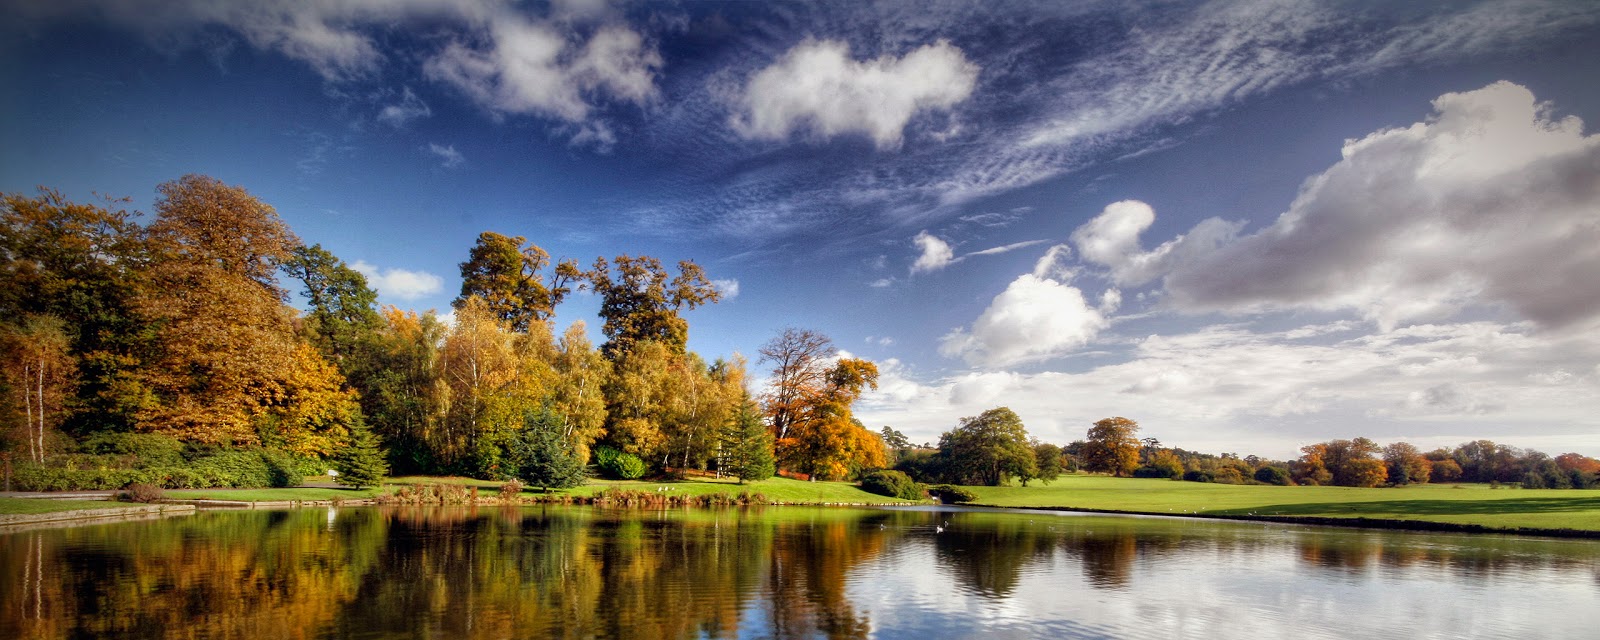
(165, 486, 391, 502)
(556, 476, 910, 504)
(964, 475, 1600, 532)
(0, 497, 136, 515)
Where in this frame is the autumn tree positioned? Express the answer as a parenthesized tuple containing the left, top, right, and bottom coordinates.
(759, 328, 834, 442)
(1, 316, 75, 462)
(758, 330, 885, 480)
(937, 407, 1035, 486)
(438, 297, 521, 475)
(359, 307, 449, 474)
(0, 188, 150, 432)
(1082, 417, 1141, 477)
(456, 232, 581, 332)
(586, 254, 720, 358)
(1382, 442, 1432, 486)
(135, 175, 305, 445)
(549, 322, 610, 462)
(1293, 443, 1334, 485)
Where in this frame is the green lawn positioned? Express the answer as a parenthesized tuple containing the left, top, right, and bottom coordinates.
(964, 475, 1600, 532)
(0, 497, 132, 515)
(165, 486, 391, 502)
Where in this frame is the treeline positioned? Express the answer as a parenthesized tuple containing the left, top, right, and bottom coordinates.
(0, 176, 886, 491)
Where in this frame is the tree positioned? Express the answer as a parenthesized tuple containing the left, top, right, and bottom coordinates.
(456, 232, 581, 332)
(1382, 442, 1432, 486)
(511, 408, 586, 491)
(1, 315, 75, 463)
(1554, 453, 1600, 474)
(1, 188, 149, 433)
(586, 254, 720, 358)
(720, 396, 775, 483)
(135, 175, 304, 445)
(438, 297, 522, 476)
(1294, 443, 1334, 485)
(759, 328, 835, 442)
(549, 322, 610, 462)
(1032, 442, 1064, 485)
(1083, 417, 1140, 477)
(880, 426, 911, 466)
(359, 307, 449, 474)
(333, 422, 389, 490)
(283, 244, 382, 367)
(938, 407, 1035, 486)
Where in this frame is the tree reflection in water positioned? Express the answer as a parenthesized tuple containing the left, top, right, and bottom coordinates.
(2, 506, 1597, 639)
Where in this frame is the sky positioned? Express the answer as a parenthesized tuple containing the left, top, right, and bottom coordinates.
(3, 0, 1598, 459)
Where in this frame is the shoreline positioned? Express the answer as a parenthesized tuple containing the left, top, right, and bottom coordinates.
(982, 503, 1600, 540)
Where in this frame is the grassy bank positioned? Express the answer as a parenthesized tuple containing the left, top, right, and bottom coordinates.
(964, 475, 1600, 532)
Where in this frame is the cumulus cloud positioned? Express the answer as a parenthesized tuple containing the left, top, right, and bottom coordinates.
(425, 20, 661, 124)
(11, 1, 661, 139)
(732, 39, 979, 149)
(938, 270, 1109, 368)
(352, 260, 443, 301)
(910, 231, 954, 274)
(376, 86, 431, 127)
(426, 143, 465, 168)
(1075, 82, 1600, 332)
(861, 320, 1600, 457)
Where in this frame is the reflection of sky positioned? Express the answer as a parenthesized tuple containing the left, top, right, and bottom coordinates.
(833, 511, 1600, 639)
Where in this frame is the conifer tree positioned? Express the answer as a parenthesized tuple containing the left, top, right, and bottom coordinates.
(512, 407, 586, 491)
(333, 422, 389, 490)
(721, 397, 774, 483)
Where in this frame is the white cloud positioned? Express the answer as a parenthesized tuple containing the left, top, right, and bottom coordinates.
(909, 231, 954, 274)
(426, 143, 465, 168)
(711, 278, 740, 300)
(376, 86, 431, 127)
(861, 320, 1600, 458)
(424, 18, 661, 125)
(1089, 82, 1600, 332)
(966, 239, 1048, 257)
(352, 260, 444, 301)
(938, 271, 1109, 368)
(732, 39, 979, 149)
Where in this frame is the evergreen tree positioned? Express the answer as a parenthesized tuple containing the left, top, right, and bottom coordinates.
(721, 397, 774, 483)
(333, 422, 389, 489)
(512, 407, 586, 491)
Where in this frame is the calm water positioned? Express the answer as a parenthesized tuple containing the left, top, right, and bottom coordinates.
(3, 505, 1598, 639)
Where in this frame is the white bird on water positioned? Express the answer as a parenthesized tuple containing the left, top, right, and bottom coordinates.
(935, 524, 945, 534)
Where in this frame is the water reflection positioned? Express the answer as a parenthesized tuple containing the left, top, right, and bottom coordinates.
(3, 506, 1598, 639)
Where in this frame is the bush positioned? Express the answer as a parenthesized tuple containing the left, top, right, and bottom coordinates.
(499, 480, 524, 501)
(861, 470, 925, 500)
(1182, 470, 1215, 483)
(192, 451, 276, 488)
(931, 484, 978, 504)
(80, 432, 186, 468)
(595, 447, 648, 480)
(1254, 466, 1293, 486)
(1133, 464, 1180, 479)
(118, 482, 165, 503)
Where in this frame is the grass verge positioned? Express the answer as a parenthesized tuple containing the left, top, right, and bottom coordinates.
(0, 497, 130, 515)
(963, 475, 1600, 532)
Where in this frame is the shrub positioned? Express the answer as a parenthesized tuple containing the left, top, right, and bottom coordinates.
(118, 482, 165, 503)
(861, 470, 925, 500)
(1254, 466, 1293, 486)
(1182, 470, 1215, 483)
(931, 484, 978, 504)
(80, 432, 186, 468)
(595, 447, 648, 480)
(1133, 464, 1180, 479)
(192, 451, 276, 488)
(499, 480, 524, 501)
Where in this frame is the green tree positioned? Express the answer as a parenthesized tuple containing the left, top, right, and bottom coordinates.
(1032, 442, 1064, 485)
(511, 408, 586, 491)
(1383, 442, 1432, 486)
(456, 232, 581, 332)
(938, 407, 1035, 486)
(1083, 417, 1141, 477)
(283, 244, 382, 367)
(721, 396, 775, 483)
(333, 422, 389, 490)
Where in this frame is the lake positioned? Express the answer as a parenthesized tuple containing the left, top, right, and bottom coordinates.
(3, 505, 1596, 638)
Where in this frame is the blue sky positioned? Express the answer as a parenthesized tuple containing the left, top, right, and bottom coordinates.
(4, 0, 1599, 458)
